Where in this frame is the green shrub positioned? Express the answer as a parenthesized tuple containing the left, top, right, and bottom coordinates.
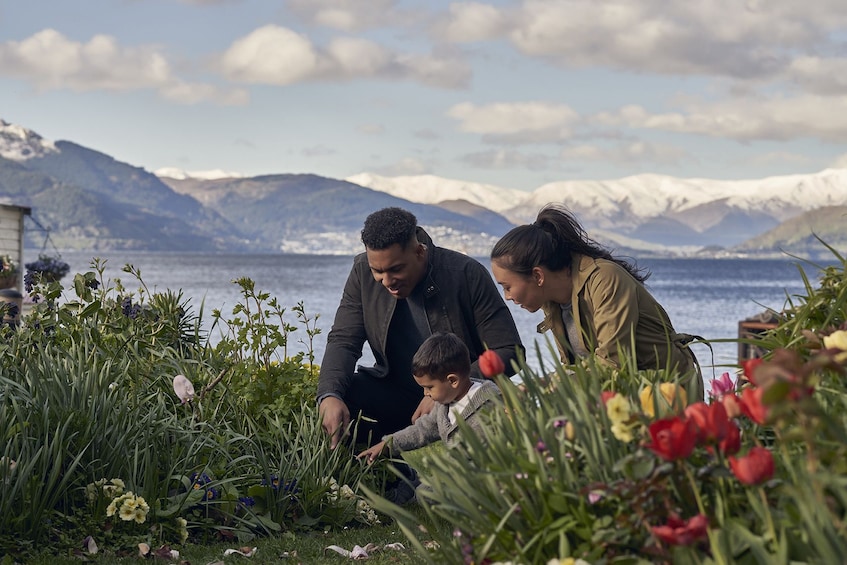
(0, 261, 379, 558)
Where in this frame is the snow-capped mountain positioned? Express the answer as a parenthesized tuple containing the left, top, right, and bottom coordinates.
(1, 117, 843, 256)
(155, 167, 244, 180)
(348, 169, 847, 248)
(0, 119, 58, 160)
(346, 172, 528, 214)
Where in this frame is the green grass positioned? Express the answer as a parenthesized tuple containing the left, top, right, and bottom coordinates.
(22, 508, 440, 564)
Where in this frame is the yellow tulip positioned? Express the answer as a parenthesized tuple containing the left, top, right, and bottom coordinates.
(640, 383, 687, 418)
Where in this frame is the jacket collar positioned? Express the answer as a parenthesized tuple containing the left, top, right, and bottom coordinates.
(537, 253, 596, 333)
(416, 226, 439, 298)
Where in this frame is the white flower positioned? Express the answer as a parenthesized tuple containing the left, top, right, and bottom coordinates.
(173, 374, 195, 404)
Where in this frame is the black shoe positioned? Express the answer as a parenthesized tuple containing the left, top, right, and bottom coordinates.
(384, 479, 417, 506)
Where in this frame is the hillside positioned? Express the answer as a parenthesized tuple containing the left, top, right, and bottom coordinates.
(1, 118, 844, 257)
(735, 206, 847, 257)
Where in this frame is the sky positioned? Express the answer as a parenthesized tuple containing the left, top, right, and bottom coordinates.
(4, 1, 847, 191)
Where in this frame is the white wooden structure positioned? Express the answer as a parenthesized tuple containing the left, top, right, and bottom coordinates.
(0, 203, 31, 291)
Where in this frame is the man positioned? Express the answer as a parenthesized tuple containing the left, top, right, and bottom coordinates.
(318, 207, 523, 448)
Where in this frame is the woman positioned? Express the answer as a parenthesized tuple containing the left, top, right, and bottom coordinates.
(490, 204, 704, 402)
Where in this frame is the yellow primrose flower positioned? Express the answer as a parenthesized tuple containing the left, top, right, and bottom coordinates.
(823, 330, 847, 362)
(611, 422, 635, 443)
(106, 501, 117, 517)
(605, 393, 631, 424)
(119, 503, 136, 521)
(640, 383, 687, 418)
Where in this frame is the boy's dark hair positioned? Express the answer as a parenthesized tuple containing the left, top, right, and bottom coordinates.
(361, 207, 418, 250)
(412, 332, 471, 381)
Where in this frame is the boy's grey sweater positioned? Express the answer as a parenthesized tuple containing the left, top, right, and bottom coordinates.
(386, 380, 501, 454)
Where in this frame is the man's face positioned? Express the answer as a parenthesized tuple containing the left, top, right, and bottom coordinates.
(366, 240, 428, 299)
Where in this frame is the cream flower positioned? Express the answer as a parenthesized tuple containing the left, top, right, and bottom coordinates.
(119, 503, 136, 521)
(611, 422, 635, 443)
(605, 393, 631, 424)
(823, 330, 847, 362)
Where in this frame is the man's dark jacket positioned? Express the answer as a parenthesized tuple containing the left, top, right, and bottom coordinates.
(317, 227, 524, 400)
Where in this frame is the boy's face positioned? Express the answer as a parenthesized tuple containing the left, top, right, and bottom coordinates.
(413, 372, 463, 404)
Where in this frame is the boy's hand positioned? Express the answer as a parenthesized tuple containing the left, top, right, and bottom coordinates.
(357, 440, 387, 464)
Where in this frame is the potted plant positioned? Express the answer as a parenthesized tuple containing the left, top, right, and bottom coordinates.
(25, 254, 70, 283)
(0, 254, 18, 289)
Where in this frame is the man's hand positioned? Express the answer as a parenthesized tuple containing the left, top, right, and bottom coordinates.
(411, 396, 435, 423)
(357, 440, 387, 464)
(319, 396, 350, 449)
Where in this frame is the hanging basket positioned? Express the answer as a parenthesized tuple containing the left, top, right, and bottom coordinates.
(0, 273, 17, 290)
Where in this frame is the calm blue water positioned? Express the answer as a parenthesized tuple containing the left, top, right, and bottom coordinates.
(34, 251, 825, 379)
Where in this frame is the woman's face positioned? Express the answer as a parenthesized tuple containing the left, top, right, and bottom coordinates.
(491, 259, 544, 313)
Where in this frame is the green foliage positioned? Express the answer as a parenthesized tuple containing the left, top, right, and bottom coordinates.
(209, 277, 321, 421)
(0, 260, 379, 559)
(367, 242, 847, 564)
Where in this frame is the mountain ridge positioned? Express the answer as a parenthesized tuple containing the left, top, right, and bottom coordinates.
(1, 118, 844, 258)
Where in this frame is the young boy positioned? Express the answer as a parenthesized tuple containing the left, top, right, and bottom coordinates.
(357, 332, 501, 465)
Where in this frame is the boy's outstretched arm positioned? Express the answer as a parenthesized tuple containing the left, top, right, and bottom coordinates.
(357, 440, 387, 464)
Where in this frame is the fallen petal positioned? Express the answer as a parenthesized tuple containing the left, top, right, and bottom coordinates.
(324, 545, 353, 558)
(223, 547, 257, 557)
(138, 542, 151, 557)
(82, 535, 98, 554)
(383, 543, 406, 551)
(349, 545, 369, 559)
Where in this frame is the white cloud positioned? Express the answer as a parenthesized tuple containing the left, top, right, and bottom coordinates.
(374, 157, 430, 175)
(745, 151, 814, 167)
(424, 0, 847, 84)
(460, 148, 550, 169)
(219, 26, 324, 84)
(830, 152, 847, 169)
(284, 0, 418, 31)
(447, 101, 579, 141)
(560, 141, 688, 165)
(784, 56, 847, 96)
(159, 81, 249, 105)
(599, 95, 847, 142)
(433, 2, 511, 42)
(219, 24, 469, 88)
(0, 29, 244, 105)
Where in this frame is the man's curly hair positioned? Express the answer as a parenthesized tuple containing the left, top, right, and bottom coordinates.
(361, 207, 418, 250)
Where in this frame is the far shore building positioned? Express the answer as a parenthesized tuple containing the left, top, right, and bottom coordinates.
(0, 203, 31, 325)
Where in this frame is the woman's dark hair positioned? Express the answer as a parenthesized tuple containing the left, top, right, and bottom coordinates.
(491, 203, 648, 282)
(361, 207, 418, 250)
(412, 332, 471, 381)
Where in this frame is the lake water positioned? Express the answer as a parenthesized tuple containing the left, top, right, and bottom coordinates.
(34, 250, 825, 381)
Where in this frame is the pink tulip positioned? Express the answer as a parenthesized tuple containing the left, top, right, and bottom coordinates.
(709, 372, 735, 399)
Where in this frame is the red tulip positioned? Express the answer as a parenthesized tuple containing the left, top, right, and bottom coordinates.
(478, 350, 505, 379)
(739, 387, 769, 425)
(651, 513, 709, 546)
(600, 391, 616, 406)
(717, 420, 741, 456)
(729, 446, 775, 485)
(742, 358, 763, 385)
(684, 401, 729, 445)
(645, 416, 697, 461)
(721, 392, 741, 419)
